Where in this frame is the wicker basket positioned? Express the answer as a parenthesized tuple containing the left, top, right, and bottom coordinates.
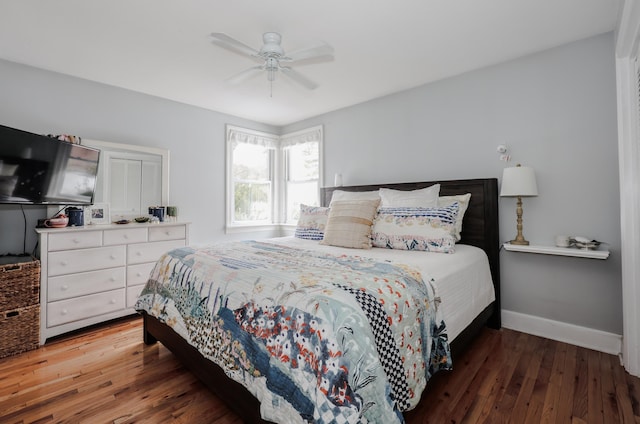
(0, 305, 40, 358)
(0, 258, 40, 311)
(0, 257, 41, 358)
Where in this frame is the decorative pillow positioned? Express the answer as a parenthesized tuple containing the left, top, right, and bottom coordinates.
(379, 184, 440, 208)
(330, 189, 380, 205)
(320, 199, 380, 249)
(371, 203, 459, 253)
(294, 204, 329, 240)
(438, 193, 471, 241)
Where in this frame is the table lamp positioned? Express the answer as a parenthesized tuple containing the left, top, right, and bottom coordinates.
(501, 164, 538, 245)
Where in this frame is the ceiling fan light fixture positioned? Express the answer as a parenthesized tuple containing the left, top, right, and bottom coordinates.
(259, 32, 284, 56)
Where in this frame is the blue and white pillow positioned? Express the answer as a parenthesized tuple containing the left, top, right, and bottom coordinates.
(294, 204, 329, 240)
(371, 203, 459, 253)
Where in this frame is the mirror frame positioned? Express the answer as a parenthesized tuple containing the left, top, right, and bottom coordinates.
(82, 139, 170, 207)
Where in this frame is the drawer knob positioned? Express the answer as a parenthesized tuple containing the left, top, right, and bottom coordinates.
(61, 285, 69, 291)
(124, 234, 129, 239)
(110, 299, 117, 304)
(136, 272, 142, 277)
(136, 251, 142, 256)
(73, 238, 80, 244)
(109, 277, 116, 282)
(165, 231, 171, 235)
(110, 255, 117, 260)
(60, 261, 68, 266)
(62, 309, 68, 315)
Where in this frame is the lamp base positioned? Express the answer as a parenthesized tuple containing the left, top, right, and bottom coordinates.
(509, 238, 530, 246)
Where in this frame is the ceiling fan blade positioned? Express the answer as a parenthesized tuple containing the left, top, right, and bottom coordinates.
(283, 43, 334, 63)
(280, 67, 318, 90)
(210, 33, 260, 58)
(227, 66, 264, 84)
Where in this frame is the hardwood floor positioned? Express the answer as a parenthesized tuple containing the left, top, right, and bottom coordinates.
(1, 316, 638, 423)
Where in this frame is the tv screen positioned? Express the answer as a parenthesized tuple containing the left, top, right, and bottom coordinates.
(0, 124, 100, 205)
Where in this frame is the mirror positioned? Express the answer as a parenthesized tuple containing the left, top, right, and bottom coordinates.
(82, 139, 169, 219)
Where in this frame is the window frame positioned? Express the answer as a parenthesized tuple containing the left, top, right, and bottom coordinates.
(226, 125, 323, 232)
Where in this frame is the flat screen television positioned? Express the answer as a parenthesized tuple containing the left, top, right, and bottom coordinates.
(0, 124, 100, 205)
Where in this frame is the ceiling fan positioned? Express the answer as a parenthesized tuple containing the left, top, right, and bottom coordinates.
(210, 32, 334, 94)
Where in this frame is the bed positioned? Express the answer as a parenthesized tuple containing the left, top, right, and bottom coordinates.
(137, 178, 500, 423)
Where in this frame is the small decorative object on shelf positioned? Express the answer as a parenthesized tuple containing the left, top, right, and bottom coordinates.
(166, 206, 178, 222)
(86, 203, 110, 225)
(43, 214, 68, 228)
(555, 235, 571, 247)
(148, 206, 165, 222)
(570, 236, 604, 251)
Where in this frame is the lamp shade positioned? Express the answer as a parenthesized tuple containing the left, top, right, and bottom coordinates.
(500, 165, 538, 197)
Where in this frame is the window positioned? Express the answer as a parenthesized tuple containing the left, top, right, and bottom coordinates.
(226, 125, 322, 229)
(282, 131, 321, 224)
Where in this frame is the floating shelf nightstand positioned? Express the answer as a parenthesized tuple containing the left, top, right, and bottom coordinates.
(502, 243, 610, 260)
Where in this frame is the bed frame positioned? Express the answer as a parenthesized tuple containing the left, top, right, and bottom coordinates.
(142, 178, 500, 423)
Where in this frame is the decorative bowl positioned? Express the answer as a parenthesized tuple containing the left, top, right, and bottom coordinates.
(571, 237, 602, 250)
(45, 216, 69, 228)
(134, 216, 150, 223)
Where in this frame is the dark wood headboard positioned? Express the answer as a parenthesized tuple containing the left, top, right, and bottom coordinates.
(321, 178, 500, 328)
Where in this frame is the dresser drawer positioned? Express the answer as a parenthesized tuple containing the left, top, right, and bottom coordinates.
(103, 228, 148, 246)
(47, 288, 126, 327)
(127, 262, 156, 286)
(148, 225, 186, 242)
(127, 286, 146, 308)
(128, 240, 185, 265)
(48, 231, 103, 251)
(48, 246, 126, 276)
(48, 268, 126, 301)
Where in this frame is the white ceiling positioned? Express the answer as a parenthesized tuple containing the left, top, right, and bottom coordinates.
(0, 1, 621, 126)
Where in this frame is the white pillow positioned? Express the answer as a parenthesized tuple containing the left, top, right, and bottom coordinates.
(379, 184, 440, 208)
(330, 189, 380, 205)
(320, 199, 380, 249)
(438, 193, 471, 241)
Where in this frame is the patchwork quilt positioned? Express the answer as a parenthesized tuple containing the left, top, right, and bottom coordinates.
(135, 240, 451, 424)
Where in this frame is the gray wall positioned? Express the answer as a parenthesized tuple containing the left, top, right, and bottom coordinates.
(0, 58, 279, 255)
(284, 32, 622, 334)
(0, 32, 621, 335)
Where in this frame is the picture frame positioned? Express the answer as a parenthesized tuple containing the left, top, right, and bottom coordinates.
(86, 203, 110, 225)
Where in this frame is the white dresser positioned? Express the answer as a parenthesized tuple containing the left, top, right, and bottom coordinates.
(36, 222, 189, 344)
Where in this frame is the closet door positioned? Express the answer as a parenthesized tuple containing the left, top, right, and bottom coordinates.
(141, 160, 162, 211)
(109, 158, 142, 217)
(100, 152, 163, 219)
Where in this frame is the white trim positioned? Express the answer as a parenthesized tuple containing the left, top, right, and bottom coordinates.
(224, 223, 280, 234)
(615, 0, 640, 377)
(502, 310, 622, 356)
(616, 0, 640, 57)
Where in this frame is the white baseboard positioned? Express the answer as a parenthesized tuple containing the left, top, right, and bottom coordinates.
(501, 309, 622, 356)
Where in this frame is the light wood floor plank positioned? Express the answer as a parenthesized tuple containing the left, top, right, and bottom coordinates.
(1, 316, 639, 423)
